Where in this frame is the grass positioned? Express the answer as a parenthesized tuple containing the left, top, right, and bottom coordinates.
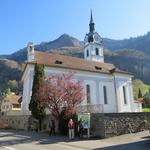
(142, 108, 150, 112)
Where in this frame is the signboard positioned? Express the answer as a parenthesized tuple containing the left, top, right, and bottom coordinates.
(78, 113, 90, 129)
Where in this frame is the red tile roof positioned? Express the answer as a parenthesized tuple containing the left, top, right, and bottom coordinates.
(27, 51, 132, 75)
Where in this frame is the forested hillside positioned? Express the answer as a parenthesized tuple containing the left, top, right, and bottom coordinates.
(1, 33, 150, 98)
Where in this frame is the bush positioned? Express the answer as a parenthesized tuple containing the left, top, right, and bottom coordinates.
(143, 98, 150, 108)
(143, 108, 150, 112)
(58, 110, 68, 135)
(58, 110, 78, 135)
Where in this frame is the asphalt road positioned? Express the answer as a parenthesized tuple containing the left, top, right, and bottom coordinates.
(0, 130, 150, 150)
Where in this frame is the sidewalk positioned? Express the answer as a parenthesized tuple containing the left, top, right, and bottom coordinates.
(16, 130, 150, 149)
(62, 130, 150, 150)
(0, 129, 150, 150)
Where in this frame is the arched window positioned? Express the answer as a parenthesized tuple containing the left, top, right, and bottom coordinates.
(123, 86, 127, 104)
(87, 50, 89, 57)
(95, 48, 99, 55)
(86, 84, 91, 104)
(103, 86, 108, 104)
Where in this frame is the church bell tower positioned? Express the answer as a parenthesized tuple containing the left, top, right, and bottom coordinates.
(84, 11, 104, 63)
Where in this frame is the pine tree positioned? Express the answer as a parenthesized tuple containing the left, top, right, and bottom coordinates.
(138, 88, 142, 98)
(29, 63, 45, 131)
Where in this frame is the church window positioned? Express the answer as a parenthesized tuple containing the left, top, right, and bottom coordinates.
(87, 50, 89, 57)
(95, 48, 99, 55)
(86, 84, 91, 104)
(103, 86, 108, 104)
(123, 86, 127, 104)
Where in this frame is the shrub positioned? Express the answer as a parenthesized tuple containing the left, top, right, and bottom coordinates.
(58, 109, 78, 135)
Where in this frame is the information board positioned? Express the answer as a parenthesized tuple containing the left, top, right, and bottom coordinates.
(78, 113, 90, 129)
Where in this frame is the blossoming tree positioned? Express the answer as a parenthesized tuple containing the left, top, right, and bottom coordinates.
(36, 72, 85, 119)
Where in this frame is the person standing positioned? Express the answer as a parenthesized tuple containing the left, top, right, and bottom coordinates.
(27, 117, 32, 131)
(78, 119, 84, 139)
(49, 120, 55, 136)
(68, 118, 75, 140)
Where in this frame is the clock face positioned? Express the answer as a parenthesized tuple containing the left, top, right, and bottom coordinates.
(84, 32, 102, 44)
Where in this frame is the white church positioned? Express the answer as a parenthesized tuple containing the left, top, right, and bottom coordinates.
(21, 12, 142, 113)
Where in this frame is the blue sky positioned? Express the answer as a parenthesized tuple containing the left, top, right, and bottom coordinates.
(0, 0, 150, 54)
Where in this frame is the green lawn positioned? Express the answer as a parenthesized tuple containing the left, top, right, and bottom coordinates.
(143, 108, 150, 112)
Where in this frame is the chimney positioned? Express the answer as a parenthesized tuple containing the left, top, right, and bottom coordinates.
(27, 42, 35, 61)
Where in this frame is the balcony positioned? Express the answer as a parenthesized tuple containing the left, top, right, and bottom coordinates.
(78, 104, 104, 113)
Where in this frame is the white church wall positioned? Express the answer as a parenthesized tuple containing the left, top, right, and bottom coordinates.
(22, 65, 135, 113)
(84, 80, 97, 105)
(21, 64, 34, 111)
(133, 102, 142, 112)
(45, 66, 116, 113)
(99, 81, 117, 113)
(45, 66, 98, 107)
(115, 74, 134, 112)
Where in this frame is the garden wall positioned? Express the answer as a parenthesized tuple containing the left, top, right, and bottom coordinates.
(1, 111, 150, 138)
(0, 111, 57, 132)
(90, 112, 150, 138)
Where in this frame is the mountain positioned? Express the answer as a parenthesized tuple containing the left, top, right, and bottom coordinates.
(36, 34, 83, 50)
(5, 34, 83, 62)
(1, 32, 150, 96)
(105, 52, 150, 85)
(0, 59, 23, 97)
(103, 32, 150, 54)
(4, 32, 150, 61)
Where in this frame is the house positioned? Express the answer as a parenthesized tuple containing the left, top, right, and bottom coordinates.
(21, 12, 142, 113)
(1, 94, 21, 112)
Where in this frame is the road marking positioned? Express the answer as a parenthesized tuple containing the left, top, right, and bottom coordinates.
(3, 146, 16, 150)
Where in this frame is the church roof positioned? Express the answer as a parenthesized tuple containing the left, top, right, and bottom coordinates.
(27, 51, 132, 75)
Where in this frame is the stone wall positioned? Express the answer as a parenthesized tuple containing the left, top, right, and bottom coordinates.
(0, 111, 57, 132)
(90, 112, 150, 138)
(0, 112, 30, 129)
(1, 112, 150, 138)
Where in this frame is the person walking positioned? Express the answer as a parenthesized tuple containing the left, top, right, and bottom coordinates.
(68, 118, 75, 140)
(49, 119, 56, 136)
(78, 119, 84, 139)
(27, 117, 32, 131)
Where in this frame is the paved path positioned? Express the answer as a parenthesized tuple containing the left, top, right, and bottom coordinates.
(0, 130, 150, 150)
